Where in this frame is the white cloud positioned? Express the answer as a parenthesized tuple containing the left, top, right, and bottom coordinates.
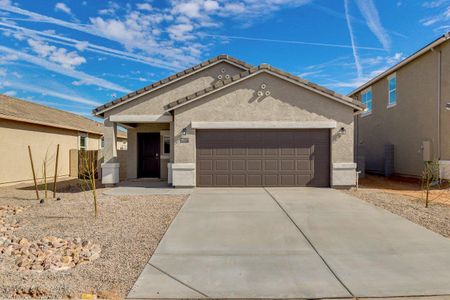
(137, 2, 153, 11)
(0, 67, 6, 76)
(0, 45, 130, 93)
(0, 0, 11, 6)
(4, 90, 16, 96)
(423, 0, 448, 8)
(354, 0, 391, 50)
(75, 41, 89, 51)
(28, 39, 86, 69)
(344, 0, 362, 78)
(167, 23, 194, 41)
(0, 21, 179, 70)
(204, 0, 219, 11)
(54, 3, 71, 15)
(8, 81, 101, 106)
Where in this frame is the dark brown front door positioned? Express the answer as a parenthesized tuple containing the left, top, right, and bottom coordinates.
(196, 129, 330, 187)
(138, 133, 160, 178)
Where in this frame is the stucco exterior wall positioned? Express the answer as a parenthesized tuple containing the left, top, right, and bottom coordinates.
(355, 41, 450, 177)
(0, 119, 102, 185)
(104, 62, 245, 117)
(171, 72, 355, 186)
(440, 41, 450, 161)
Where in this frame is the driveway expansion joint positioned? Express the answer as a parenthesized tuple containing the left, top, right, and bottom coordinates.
(263, 187, 355, 298)
(148, 263, 210, 298)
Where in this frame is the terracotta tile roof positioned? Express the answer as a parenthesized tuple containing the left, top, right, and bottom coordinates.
(0, 95, 127, 138)
(92, 54, 253, 116)
(164, 64, 365, 111)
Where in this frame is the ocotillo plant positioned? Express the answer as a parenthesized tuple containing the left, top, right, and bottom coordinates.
(79, 150, 99, 217)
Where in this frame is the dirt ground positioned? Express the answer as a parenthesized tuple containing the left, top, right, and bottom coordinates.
(347, 175, 450, 238)
(358, 175, 450, 206)
(0, 179, 187, 299)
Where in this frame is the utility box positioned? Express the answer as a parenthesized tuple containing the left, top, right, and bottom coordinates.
(422, 140, 432, 162)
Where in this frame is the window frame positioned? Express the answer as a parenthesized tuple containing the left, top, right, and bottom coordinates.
(79, 133, 88, 150)
(162, 135, 170, 155)
(360, 87, 373, 117)
(387, 73, 397, 108)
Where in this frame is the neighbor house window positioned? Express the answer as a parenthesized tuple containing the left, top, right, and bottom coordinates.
(163, 136, 170, 155)
(388, 73, 397, 107)
(79, 135, 87, 150)
(361, 88, 372, 115)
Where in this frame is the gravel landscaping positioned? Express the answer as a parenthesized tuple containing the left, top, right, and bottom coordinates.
(346, 179, 450, 238)
(0, 179, 187, 299)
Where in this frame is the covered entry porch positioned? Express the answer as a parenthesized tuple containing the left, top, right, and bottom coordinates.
(101, 114, 173, 185)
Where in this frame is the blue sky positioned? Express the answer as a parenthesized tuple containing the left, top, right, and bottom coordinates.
(0, 0, 449, 119)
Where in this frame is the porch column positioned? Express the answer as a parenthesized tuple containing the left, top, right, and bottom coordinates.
(101, 118, 120, 185)
(168, 121, 174, 185)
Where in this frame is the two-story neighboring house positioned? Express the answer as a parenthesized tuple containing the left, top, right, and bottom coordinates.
(349, 32, 450, 179)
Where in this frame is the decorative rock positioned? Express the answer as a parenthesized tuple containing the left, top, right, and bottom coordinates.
(0, 205, 100, 272)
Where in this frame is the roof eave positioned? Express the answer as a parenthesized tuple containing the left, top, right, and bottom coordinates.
(92, 55, 253, 117)
(165, 68, 365, 112)
(348, 32, 450, 96)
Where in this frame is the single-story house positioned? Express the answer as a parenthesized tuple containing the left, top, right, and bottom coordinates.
(0, 95, 127, 185)
(349, 32, 450, 178)
(93, 55, 364, 188)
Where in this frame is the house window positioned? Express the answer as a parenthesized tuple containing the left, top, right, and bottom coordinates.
(163, 136, 170, 155)
(361, 88, 372, 115)
(388, 74, 397, 107)
(100, 137, 105, 149)
(79, 135, 87, 150)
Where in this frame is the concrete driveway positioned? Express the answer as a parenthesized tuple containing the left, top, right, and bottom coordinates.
(128, 188, 450, 299)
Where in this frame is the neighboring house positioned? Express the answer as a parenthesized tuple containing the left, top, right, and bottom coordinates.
(349, 32, 450, 178)
(0, 95, 127, 185)
(94, 55, 364, 187)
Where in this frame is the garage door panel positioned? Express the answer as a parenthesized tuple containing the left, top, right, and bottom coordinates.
(199, 175, 213, 186)
(196, 129, 330, 187)
(231, 174, 246, 186)
(248, 175, 262, 186)
(215, 160, 229, 171)
(296, 160, 312, 170)
(247, 148, 263, 155)
(215, 174, 229, 186)
(264, 174, 278, 186)
(247, 160, 262, 171)
(231, 160, 245, 171)
(198, 160, 213, 171)
(281, 160, 295, 171)
(264, 160, 278, 171)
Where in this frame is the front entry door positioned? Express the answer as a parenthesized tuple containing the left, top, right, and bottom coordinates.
(138, 133, 160, 178)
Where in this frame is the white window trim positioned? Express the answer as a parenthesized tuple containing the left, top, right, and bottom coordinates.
(387, 73, 397, 108)
(79, 133, 88, 150)
(361, 87, 372, 117)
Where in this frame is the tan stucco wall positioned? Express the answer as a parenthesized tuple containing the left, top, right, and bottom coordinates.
(173, 72, 355, 165)
(0, 119, 101, 185)
(126, 123, 170, 179)
(104, 62, 245, 117)
(440, 41, 450, 160)
(355, 40, 450, 177)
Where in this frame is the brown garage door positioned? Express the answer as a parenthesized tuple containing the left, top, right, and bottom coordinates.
(196, 129, 330, 187)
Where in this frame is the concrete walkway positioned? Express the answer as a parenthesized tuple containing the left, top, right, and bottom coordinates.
(128, 188, 450, 299)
